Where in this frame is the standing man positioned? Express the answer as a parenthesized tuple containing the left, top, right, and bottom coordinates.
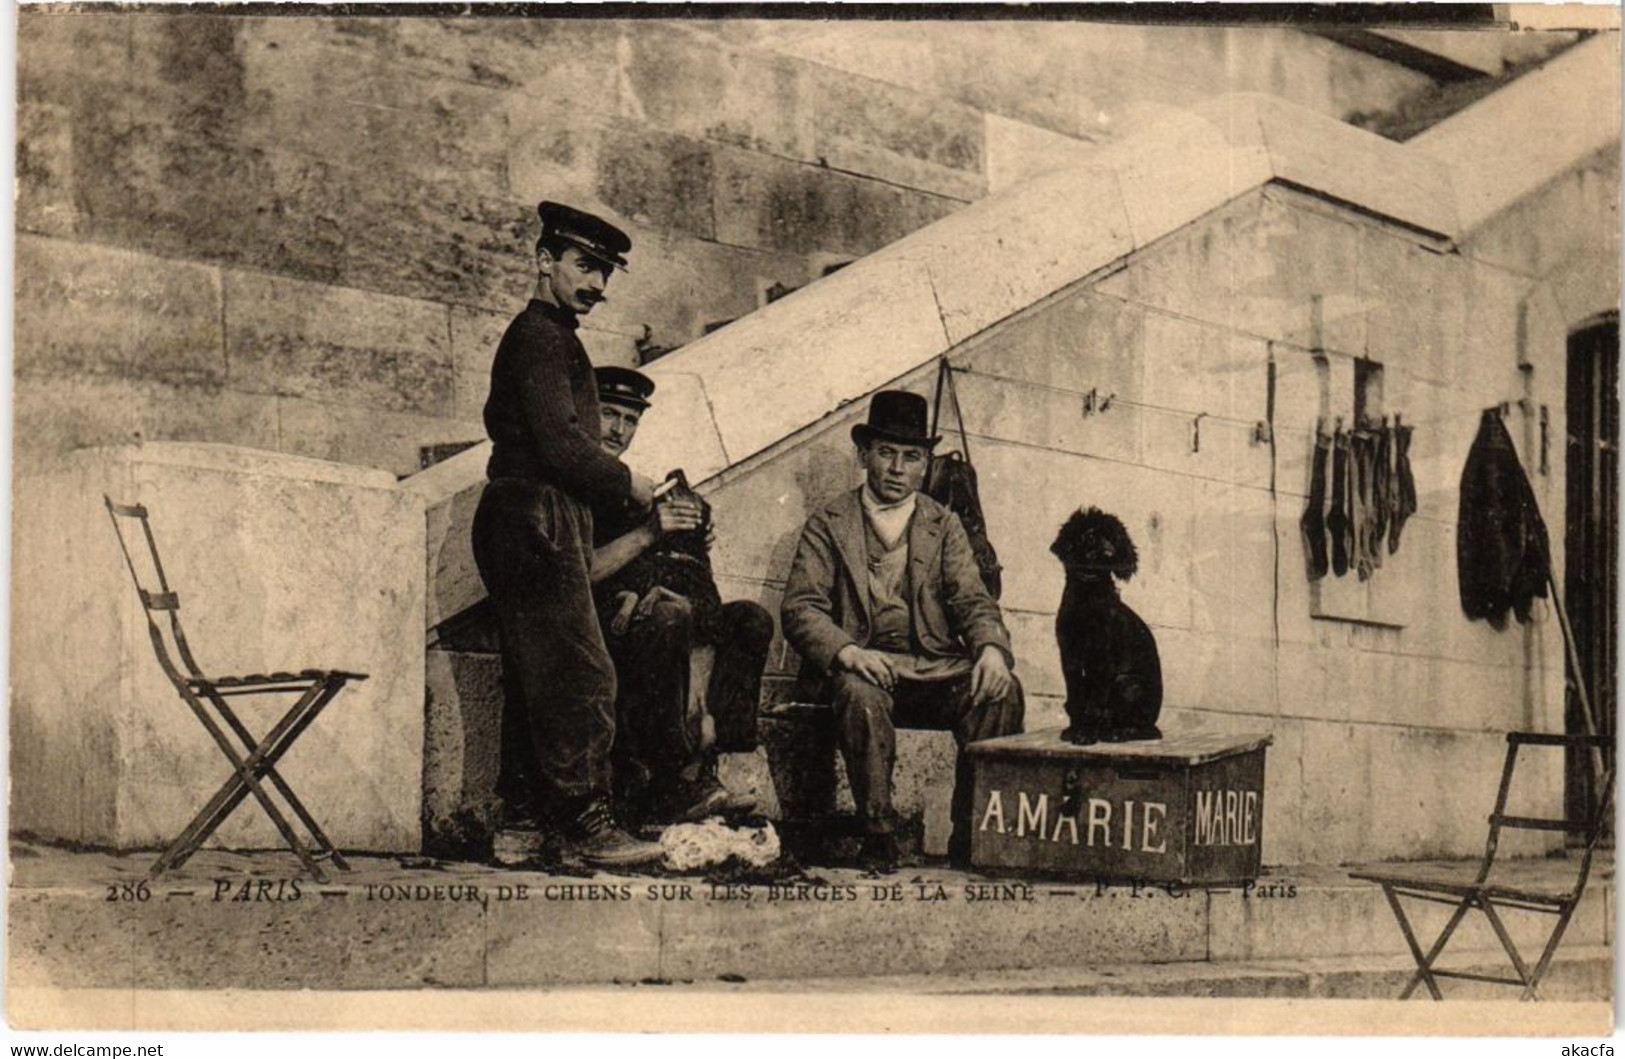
(589, 367, 771, 827)
(780, 391, 1024, 871)
(473, 201, 663, 868)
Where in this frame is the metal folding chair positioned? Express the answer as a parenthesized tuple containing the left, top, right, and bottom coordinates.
(1349, 732, 1614, 1001)
(104, 497, 367, 883)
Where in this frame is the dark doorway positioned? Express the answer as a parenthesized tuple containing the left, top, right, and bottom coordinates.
(1564, 317, 1618, 842)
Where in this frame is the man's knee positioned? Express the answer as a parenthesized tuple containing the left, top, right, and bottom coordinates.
(724, 600, 774, 648)
(627, 596, 695, 659)
(830, 672, 893, 720)
(990, 676, 1025, 734)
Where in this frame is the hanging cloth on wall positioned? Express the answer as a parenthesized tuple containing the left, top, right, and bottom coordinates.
(1388, 418, 1416, 554)
(1457, 409, 1550, 629)
(1328, 426, 1352, 578)
(1371, 422, 1392, 557)
(1352, 427, 1380, 581)
(924, 358, 1004, 599)
(1300, 424, 1331, 581)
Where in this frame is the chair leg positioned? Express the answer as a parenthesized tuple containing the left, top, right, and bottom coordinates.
(1392, 890, 1473, 1001)
(1524, 905, 1581, 1002)
(158, 685, 332, 881)
(208, 681, 352, 870)
(157, 687, 319, 871)
(1479, 899, 1542, 1001)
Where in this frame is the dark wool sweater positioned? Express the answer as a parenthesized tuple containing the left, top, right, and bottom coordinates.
(483, 299, 632, 511)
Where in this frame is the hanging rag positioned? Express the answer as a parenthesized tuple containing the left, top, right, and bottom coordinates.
(1388, 420, 1416, 554)
(1352, 428, 1379, 580)
(1371, 423, 1391, 559)
(1300, 426, 1331, 581)
(1328, 427, 1352, 578)
(1457, 409, 1549, 629)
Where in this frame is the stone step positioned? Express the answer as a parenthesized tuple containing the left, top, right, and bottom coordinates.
(8, 842, 1611, 992)
(649, 946, 1613, 1000)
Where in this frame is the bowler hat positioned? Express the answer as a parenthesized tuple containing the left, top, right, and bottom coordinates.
(851, 390, 940, 449)
(595, 366, 656, 411)
(537, 201, 632, 272)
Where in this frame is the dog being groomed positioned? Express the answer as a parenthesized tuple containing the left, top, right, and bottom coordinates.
(1050, 507, 1164, 745)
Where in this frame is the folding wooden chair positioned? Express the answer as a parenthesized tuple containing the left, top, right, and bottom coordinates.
(1350, 732, 1614, 1001)
(104, 497, 367, 883)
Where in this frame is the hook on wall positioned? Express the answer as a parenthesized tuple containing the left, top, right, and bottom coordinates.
(1191, 412, 1207, 453)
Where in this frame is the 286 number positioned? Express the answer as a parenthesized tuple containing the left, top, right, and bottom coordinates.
(105, 881, 152, 902)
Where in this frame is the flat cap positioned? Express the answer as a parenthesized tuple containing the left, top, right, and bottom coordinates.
(538, 201, 631, 272)
(595, 365, 656, 411)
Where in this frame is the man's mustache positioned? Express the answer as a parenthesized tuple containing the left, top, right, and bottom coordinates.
(579, 292, 607, 305)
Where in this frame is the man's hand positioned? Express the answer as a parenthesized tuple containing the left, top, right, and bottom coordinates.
(633, 585, 689, 623)
(652, 496, 703, 536)
(969, 645, 1013, 706)
(607, 591, 640, 636)
(835, 644, 897, 691)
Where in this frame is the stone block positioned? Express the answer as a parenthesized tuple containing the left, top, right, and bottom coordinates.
(1139, 314, 1271, 428)
(1464, 146, 1621, 278)
(238, 22, 513, 200)
(485, 883, 663, 986)
(672, 256, 948, 466)
(959, 287, 1149, 416)
(712, 146, 962, 258)
(224, 270, 455, 417)
(16, 101, 78, 238)
(1357, 227, 1465, 386)
(1206, 93, 1459, 239)
(449, 305, 513, 423)
(1187, 481, 1278, 643)
(16, 235, 227, 385)
(12, 443, 426, 852)
(655, 871, 1207, 983)
(887, 162, 1132, 346)
(423, 650, 503, 859)
(1108, 105, 1273, 252)
(1096, 190, 1367, 359)
(961, 442, 1195, 633)
(276, 398, 483, 479)
(1002, 610, 1062, 701)
(390, 18, 623, 112)
(797, 62, 986, 201)
(618, 370, 732, 488)
(594, 124, 719, 241)
(620, 24, 805, 161)
(593, 225, 821, 351)
(1416, 35, 1619, 233)
(13, 376, 282, 479)
(984, 113, 1099, 194)
(1294, 722, 1556, 865)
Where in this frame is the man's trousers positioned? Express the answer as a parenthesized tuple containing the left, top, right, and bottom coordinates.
(605, 594, 773, 806)
(821, 669, 1024, 861)
(473, 477, 617, 815)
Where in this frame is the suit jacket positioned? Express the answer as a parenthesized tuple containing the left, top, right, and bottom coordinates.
(780, 489, 1015, 685)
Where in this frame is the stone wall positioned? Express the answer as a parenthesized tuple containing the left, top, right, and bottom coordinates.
(15, 12, 1435, 478)
(697, 173, 1616, 865)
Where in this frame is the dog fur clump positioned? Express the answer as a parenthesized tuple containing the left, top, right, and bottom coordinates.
(1050, 507, 1163, 745)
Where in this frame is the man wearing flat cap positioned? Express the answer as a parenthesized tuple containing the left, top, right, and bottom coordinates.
(586, 367, 770, 827)
(781, 390, 1024, 871)
(473, 201, 665, 868)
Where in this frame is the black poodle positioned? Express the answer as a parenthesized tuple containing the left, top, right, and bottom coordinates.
(1050, 507, 1163, 745)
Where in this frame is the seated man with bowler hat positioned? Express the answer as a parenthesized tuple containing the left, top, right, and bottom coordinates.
(781, 390, 1024, 871)
(588, 365, 770, 827)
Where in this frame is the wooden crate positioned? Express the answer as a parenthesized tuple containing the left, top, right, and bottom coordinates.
(967, 728, 1272, 885)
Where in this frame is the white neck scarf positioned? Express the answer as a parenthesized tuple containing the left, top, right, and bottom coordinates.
(860, 485, 917, 552)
